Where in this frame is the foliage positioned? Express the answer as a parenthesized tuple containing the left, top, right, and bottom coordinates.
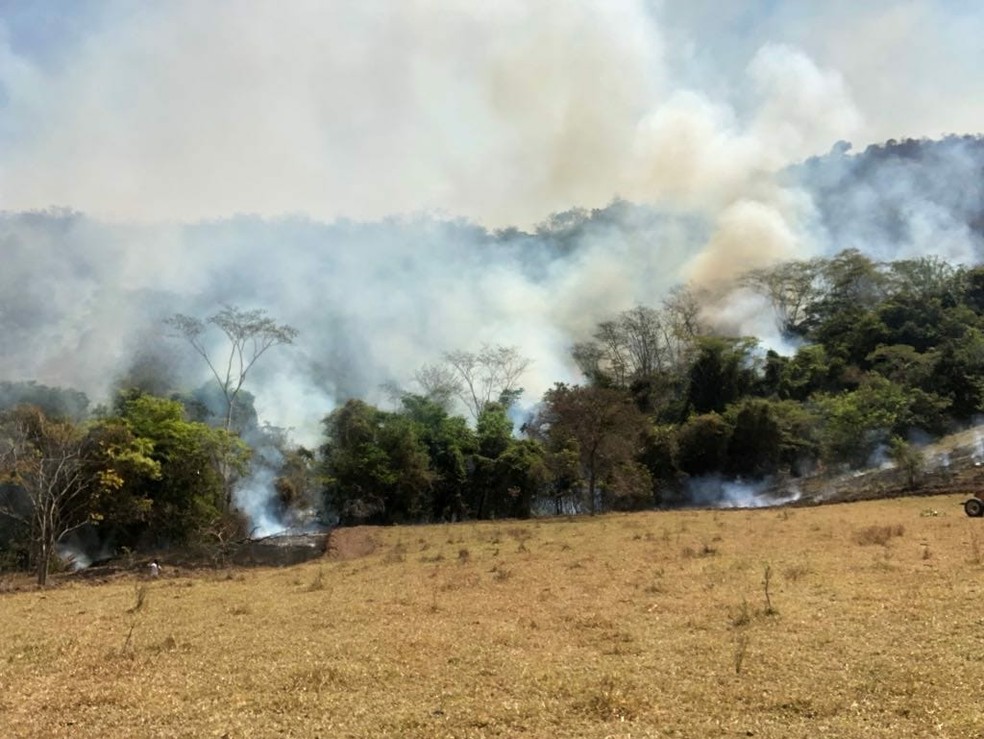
(0, 405, 157, 584)
(114, 393, 251, 546)
(321, 400, 434, 525)
(534, 384, 650, 514)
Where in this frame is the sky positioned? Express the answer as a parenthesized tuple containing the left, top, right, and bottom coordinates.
(0, 0, 982, 436)
(1, 0, 982, 226)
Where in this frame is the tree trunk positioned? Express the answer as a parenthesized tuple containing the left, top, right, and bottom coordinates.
(587, 447, 598, 515)
(36, 537, 50, 587)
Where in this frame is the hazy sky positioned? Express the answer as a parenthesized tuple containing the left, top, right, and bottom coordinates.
(1, 0, 980, 225)
(1, 0, 982, 436)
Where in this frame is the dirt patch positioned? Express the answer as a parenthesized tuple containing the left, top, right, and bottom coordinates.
(326, 527, 378, 560)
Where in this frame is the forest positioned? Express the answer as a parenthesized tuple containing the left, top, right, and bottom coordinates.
(3, 246, 984, 583)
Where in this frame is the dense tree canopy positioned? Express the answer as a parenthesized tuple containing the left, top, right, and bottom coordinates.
(7, 249, 984, 574)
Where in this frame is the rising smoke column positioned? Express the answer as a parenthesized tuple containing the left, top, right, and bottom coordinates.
(1, 1, 984, 524)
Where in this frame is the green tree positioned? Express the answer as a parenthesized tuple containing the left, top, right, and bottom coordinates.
(165, 306, 296, 514)
(399, 394, 476, 521)
(684, 337, 759, 415)
(321, 400, 434, 525)
(0, 406, 157, 585)
(811, 375, 918, 468)
(674, 412, 730, 477)
(724, 399, 782, 477)
(535, 384, 649, 514)
(117, 393, 250, 545)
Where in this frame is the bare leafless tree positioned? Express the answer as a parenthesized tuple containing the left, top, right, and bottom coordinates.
(165, 305, 298, 433)
(412, 363, 464, 412)
(443, 345, 531, 420)
(573, 291, 705, 390)
(740, 259, 825, 336)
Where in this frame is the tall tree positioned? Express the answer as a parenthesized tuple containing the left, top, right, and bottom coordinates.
(165, 305, 298, 433)
(535, 384, 649, 514)
(0, 406, 155, 585)
(321, 400, 434, 525)
(741, 258, 825, 336)
(443, 344, 531, 420)
(115, 393, 250, 545)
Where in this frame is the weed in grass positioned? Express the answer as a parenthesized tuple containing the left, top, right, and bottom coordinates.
(730, 598, 751, 628)
(121, 583, 149, 656)
(127, 583, 149, 615)
(229, 603, 251, 616)
(734, 631, 750, 675)
(384, 543, 407, 564)
(762, 564, 777, 616)
(491, 564, 512, 582)
(576, 675, 646, 722)
(854, 524, 905, 546)
(969, 530, 982, 565)
(457, 548, 470, 564)
(682, 541, 718, 558)
(783, 563, 811, 582)
(307, 568, 326, 591)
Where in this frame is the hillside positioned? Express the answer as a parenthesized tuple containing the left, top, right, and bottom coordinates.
(782, 425, 984, 508)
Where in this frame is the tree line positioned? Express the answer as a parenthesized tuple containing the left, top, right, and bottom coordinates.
(4, 252, 984, 582)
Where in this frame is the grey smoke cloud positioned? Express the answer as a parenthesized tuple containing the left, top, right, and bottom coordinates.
(0, 0, 982, 446)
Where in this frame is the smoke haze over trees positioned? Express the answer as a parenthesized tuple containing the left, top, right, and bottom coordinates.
(3, 2, 984, 567)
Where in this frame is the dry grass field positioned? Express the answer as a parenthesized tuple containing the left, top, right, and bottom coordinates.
(3, 493, 984, 738)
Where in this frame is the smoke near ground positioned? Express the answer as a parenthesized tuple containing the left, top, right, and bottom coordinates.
(1, 4, 982, 451)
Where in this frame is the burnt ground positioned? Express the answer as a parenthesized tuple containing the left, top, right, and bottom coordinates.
(787, 426, 984, 508)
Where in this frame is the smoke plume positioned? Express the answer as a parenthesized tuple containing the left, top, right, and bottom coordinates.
(1, 1, 983, 523)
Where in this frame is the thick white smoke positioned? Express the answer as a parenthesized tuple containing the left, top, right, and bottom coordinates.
(1, 2, 982, 527)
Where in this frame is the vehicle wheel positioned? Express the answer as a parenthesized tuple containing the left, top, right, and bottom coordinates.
(965, 498, 984, 518)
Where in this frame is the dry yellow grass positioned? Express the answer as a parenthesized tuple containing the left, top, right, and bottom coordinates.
(2, 493, 984, 738)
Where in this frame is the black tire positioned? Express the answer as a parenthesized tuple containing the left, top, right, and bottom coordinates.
(965, 498, 984, 518)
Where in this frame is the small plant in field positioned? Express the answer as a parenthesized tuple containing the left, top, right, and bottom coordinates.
(384, 543, 407, 564)
(730, 598, 751, 628)
(229, 603, 251, 616)
(854, 524, 905, 546)
(576, 675, 647, 722)
(734, 631, 750, 675)
(457, 548, 470, 564)
(490, 564, 512, 582)
(307, 568, 326, 591)
(969, 530, 982, 565)
(762, 564, 777, 616)
(682, 540, 717, 558)
(121, 583, 149, 656)
(783, 563, 811, 582)
(127, 583, 149, 614)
